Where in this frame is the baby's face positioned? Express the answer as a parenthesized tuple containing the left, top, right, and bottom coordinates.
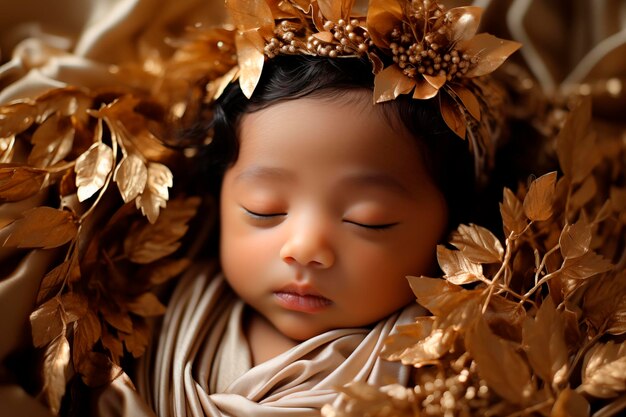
(219, 94, 448, 341)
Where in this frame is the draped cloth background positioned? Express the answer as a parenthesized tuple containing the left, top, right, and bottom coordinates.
(1, 0, 626, 416)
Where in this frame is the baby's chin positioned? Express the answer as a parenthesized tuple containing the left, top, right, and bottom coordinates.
(270, 314, 376, 342)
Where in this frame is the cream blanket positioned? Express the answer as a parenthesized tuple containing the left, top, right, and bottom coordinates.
(97, 262, 421, 417)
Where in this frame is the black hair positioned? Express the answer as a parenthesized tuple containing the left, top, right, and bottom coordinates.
(202, 55, 477, 233)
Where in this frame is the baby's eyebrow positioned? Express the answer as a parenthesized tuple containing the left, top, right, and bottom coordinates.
(339, 172, 410, 197)
(234, 166, 295, 183)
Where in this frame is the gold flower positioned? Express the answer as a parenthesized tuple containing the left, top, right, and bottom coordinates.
(226, 0, 368, 98)
(367, 0, 521, 138)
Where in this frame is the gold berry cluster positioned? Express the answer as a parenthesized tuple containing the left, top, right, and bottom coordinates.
(390, 5, 477, 81)
(409, 361, 494, 416)
(265, 19, 371, 59)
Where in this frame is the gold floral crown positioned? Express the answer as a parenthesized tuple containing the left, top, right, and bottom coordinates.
(212, 0, 521, 182)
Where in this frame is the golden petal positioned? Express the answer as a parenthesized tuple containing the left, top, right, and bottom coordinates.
(440, 93, 466, 138)
(289, 0, 312, 13)
(226, 0, 274, 35)
(394, 73, 415, 97)
(373, 66, 415, 103)
(317, 0, 355, 21)
(235, 31, 266, 99)
(423, 73, 446, 89)
(461, 33, 522, 78)
(413, 76, 439, 100)
(366, 0, 403, 49)
(449, 85, 481, 121)
(446, 6, 483, 43)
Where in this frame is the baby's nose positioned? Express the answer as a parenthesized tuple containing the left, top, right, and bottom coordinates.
(279, 220, 335, 268)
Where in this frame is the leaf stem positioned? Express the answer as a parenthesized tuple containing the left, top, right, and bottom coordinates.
(79, 136, 118, 223)
(520, 244, 561, 303)
(566, 330, 603, 383)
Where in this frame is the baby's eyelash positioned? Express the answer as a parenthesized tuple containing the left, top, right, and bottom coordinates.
(243, 207, 286, 219)
(344, 220, 399, 231)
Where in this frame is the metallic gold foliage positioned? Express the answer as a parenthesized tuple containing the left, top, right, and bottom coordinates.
(0, 166, 47, 202)
(324, 95, 626, 416)
(3, 207, 77, 249)
(1, 74, 204, 411)
(0, 1, 623, 416)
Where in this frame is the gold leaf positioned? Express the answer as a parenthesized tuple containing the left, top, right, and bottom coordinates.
(460, 33, 522, 78)
(120, 320, 150, 358)
(446, 6, 483, 43)
(440, 93, 466, 138)
(0, 135, 16, 162)
(235, 30, 266, 99)
(450, 223, 504, 264)
(37, 261, 70, 304)
(101, 306, 133, 333)
(312, 31, 335, 43)
(226, 0, 274, 33)
(0, 166, 47, 202)
(466, 317, 534, 405)
(30, 297, 66, 348)
(485, 295, 526, 341)
(41, 335, 71, 415)
(551, 388, 590, 417)
(384, 325, 455, 366)
(451, 85, 481, 121)
(126, 196, 200, 263)
(27, 114, 75, 168)
(570, 176, 597, 209)
(3, 207, 77, 249)
(522, 298, 569, 386)
(75, 142, 114, 202)
(61, 292, 89, 324)
(73, 310, 101, 367)
(561, 251, 612, 280)
(580, 341, 626, 398)
(317, 0, 354, 21)
(366, 0, 403, 49)
(78, 352, 123, 388)
(0, 101, 37, 137)
(412, 76, 439, 99)
(381, 317, 434, 360)
(407, 276, 472, 316)
(523, 171, 557, 221)
(113, 153, 147, 202)
(94, 96, 177, 164)
(35, 87, 92, 121)
(101, 329, 125, 363)
(436, 245, 483, 285)
(583, 272, 626, 336)
(373, 66, 415, 103)
(500, 187, 527, 235)
(556, 97, 598, 185)
(134, 162, 174, 224)
(610, 186, 626, 214)
(141, 258, 191, 285)
(127, 292, 166, 317)
(559, 216, 592, 259)
(423, 73, 446, 90)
